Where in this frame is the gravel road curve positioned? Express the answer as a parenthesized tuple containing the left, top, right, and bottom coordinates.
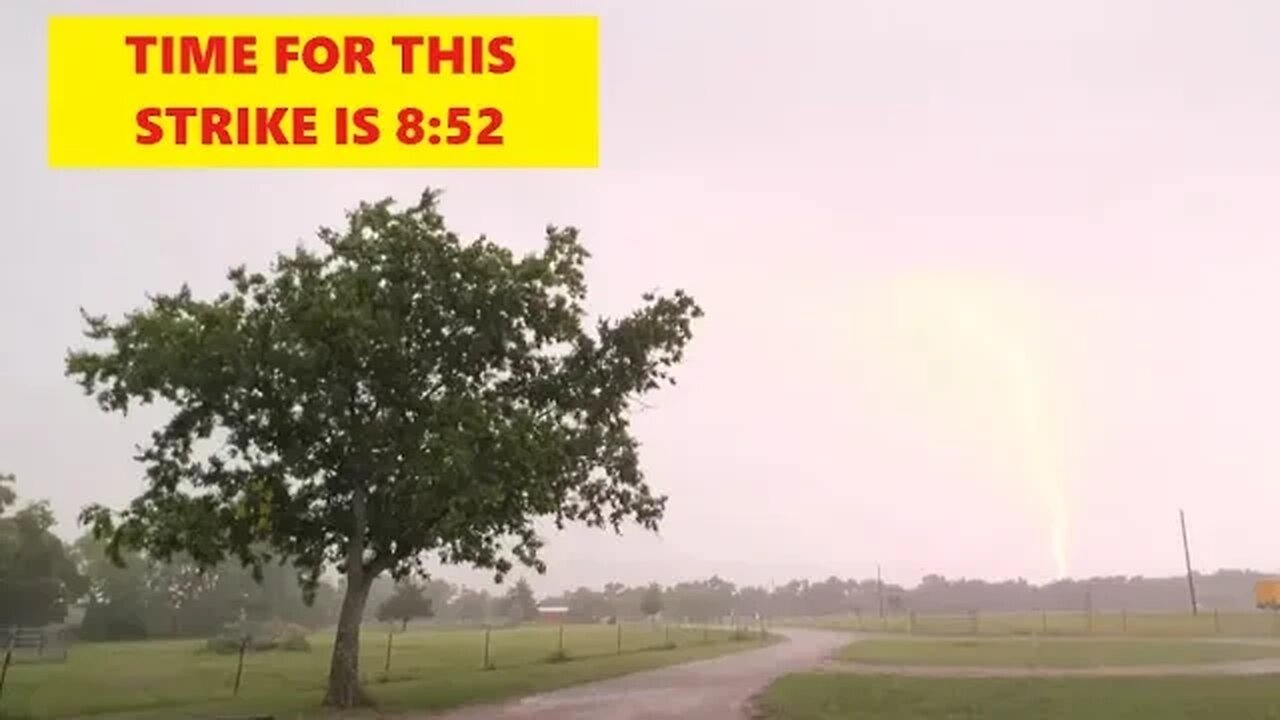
(415, 628, 849, 720)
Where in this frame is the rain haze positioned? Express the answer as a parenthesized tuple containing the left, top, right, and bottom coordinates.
(5, 0, 1280, 597)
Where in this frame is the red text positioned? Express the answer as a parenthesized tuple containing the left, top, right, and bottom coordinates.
(136, 107, 319, 145)
(390, 35, 515, 74)
(125, 35, 259, 74)
(335, 107, 381, 145)
(274, 36, 376, 74)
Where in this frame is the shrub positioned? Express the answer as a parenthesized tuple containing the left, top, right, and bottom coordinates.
(544, 649, 571, 664)
(279, 630, 311, 652)
(272, 621, 312, 652)
(204, 633, 243, 654)
(202, 620, 311, 654)
(204, 632, 274, 654)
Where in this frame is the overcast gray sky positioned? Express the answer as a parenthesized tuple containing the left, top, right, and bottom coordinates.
(6, 0, 1280, 595)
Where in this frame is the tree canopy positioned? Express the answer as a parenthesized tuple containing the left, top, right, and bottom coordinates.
(66, 188, 701, 706)
(0, 474, 87, 627)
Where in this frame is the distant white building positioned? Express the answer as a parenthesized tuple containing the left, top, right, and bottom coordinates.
(536, 605, 570, 623)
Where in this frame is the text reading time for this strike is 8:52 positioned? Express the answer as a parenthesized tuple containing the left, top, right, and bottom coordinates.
(128, 34, 517, 147)
(134, 105, 505, 146)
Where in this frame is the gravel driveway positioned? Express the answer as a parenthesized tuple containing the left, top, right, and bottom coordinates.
(415, 628, 849, 720)
(409, 630, 1280, 719)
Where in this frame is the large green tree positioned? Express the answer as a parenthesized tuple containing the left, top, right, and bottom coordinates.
(0, 474, 88, 626)
(67, 189, 701, 707)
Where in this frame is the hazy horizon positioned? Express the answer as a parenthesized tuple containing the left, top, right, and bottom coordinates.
(7, 0, 1280, 597)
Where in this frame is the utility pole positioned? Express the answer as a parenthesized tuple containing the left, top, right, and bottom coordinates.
(1180, 509, 1199, 616)
(876, 564, 885, 618)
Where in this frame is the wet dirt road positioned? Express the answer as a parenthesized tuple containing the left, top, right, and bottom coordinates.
(417, 628, 849, 720)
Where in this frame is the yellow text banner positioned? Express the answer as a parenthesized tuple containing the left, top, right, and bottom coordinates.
(48, 16, 598, 168)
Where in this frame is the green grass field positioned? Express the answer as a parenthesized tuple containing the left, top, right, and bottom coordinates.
(838, 637, 1280, 667)
(797, 610, 1280, 638)
(759, 674, 1280, 719)
(1, 623, 766, 719)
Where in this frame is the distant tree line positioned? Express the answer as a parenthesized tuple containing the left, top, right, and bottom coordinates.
(531, 571, 1273, 622)
(4, 473, 1276, 642)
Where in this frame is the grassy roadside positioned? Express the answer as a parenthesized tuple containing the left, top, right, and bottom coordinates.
(837, 637, 1280, 668)
(758, 674, 1280, 719)
(4, 624, 775, 719)
(792, 611, 1280, 638)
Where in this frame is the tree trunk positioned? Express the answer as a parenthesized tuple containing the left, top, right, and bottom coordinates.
(322, 575, 374, 708)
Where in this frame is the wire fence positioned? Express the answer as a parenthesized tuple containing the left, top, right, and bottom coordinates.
(374, 620, 767, 679)
(0, 620, 769, 714)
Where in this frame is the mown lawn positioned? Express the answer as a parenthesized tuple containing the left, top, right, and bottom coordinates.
(759, 674, 1280, 719)
(1, 623, 766, 719)
(838, 637, 1280, 667)
(797, 611, 1280, 638)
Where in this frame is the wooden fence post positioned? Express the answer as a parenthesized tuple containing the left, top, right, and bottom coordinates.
(616, 622, 622, 655)
(482, 626, 492, 669)
(384, 629, 394, 674)
(232, 635, 249, 696)
(0, 629, 16, 701)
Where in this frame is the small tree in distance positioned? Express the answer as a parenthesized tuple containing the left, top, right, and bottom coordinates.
(454, 588, 490, 623)
(640, 583, 664, 619)
(376, 581, 433, 631)
(504, 578, 539, 623)
(67, 188, 702, 708)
